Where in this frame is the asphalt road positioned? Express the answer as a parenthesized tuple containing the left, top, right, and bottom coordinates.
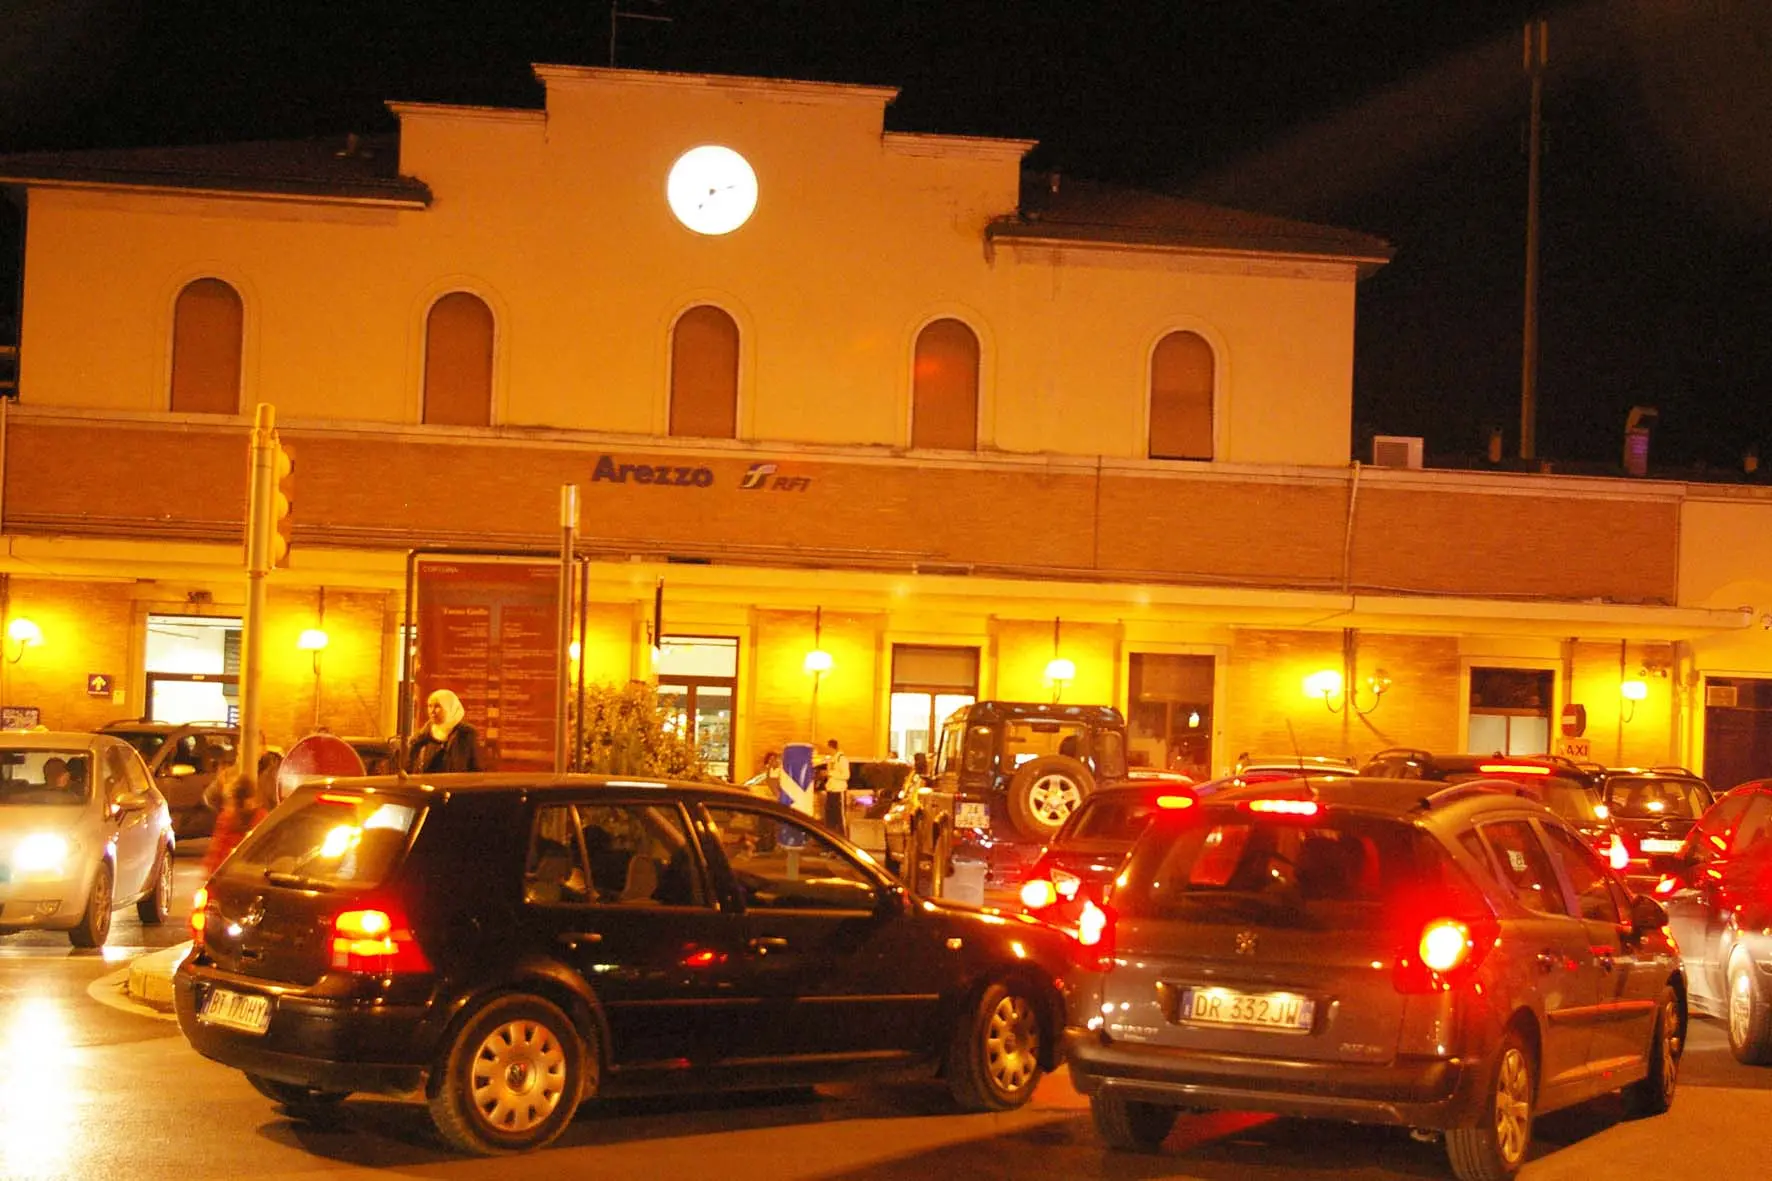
(5, 846, 1772, 1180)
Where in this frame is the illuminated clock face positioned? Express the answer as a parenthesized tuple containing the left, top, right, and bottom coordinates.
(666, 145, 758, 236)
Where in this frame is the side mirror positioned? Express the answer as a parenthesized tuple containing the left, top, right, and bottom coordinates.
(1630, 893, 1669, 934)
(113, 790, 152, 811)
(168, 764, 196, 778)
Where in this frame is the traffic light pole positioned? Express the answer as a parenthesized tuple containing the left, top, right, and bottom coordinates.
(240, 402, 278, 780)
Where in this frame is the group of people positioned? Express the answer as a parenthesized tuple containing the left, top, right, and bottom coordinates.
(753, 738, 851, 828)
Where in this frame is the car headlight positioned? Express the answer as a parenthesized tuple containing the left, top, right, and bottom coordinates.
(13, 833, 73, 876)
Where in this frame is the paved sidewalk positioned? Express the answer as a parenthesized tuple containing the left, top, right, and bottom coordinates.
(126, 941, 192, 1009)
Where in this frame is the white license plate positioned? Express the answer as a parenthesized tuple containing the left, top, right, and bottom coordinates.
(1639, 838, 1684, 854)
(1181, 987, 1315, 1032)
(955, 802, 990, 829)
(199, 987, 272, 1035)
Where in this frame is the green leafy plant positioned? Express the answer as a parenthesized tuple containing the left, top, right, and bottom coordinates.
(575, 680, 719, 782)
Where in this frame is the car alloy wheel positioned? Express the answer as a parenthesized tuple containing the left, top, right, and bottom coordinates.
(947, 980, 1046, 1112)
(69, 863, 112, 948)
(1656, 994, 1681, 1105)
(1732, 970, 1753, 1047)
(984, 989, 1041, 1097)
(138, 849, 173, 924)
(1493, 1046, 1532, 1168)
(1027, 773, 1082, 827)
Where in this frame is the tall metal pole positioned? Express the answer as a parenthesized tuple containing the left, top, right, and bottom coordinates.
(240, 403, 275, 780)
(1520, 17, 1548, 461)
(555, 484, 579, 773)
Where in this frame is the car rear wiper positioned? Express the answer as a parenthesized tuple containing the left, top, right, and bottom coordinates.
(262, 870, 339, 891)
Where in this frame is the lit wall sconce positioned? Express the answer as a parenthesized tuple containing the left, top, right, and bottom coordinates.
(5, 617, 43, 664)
(1044, 617, 1074, 702)
(804, 606, 832, 675)
(1303, 667, 1389, 716)
(569, 640, 582, 662)
(1621, 677, 1648, 722)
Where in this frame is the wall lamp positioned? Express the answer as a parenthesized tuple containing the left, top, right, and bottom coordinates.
(1621, 677, 1648, 723)
(1303, 667, 1390, 716)
(5, 617, 43, 664)
(1044, 617, 1075, 702)
(803, 606, 833, 675)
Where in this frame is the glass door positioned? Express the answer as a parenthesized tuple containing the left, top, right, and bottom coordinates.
(889, 646, 979, 762)
(656, 636, 738, 780)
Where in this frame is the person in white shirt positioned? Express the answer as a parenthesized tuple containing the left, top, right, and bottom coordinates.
(823, 738, 851, 830)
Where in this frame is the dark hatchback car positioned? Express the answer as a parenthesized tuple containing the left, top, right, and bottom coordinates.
(1018, 784, 1196, 929)
(175, 774, 1075, 1155)
(1595, 768, 1715, 887)
(1650, 777, 1772, 1063)
(1064, 776, 1684, 1180)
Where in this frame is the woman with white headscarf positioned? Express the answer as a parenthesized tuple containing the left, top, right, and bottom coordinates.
(407, 688, 482, 773)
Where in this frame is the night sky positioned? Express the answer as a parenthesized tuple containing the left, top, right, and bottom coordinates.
(2, 0, 1769, 471)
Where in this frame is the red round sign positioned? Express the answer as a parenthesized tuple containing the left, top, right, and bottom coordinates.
(276, 733, 368, 802)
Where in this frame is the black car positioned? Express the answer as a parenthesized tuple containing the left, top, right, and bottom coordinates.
(1018, 783, 1195, 929)
(1650, 777, 1772, 1063)
(1064, 775, 1683, 1180)
(1595, 767, 1715, 886)
(175, 774, 1074, 1155)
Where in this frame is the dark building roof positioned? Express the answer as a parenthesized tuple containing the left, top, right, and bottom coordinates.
(0, 134, 431, 206)
(993, 173, 1393, 272)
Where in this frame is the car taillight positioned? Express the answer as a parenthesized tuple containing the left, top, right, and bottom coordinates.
(1020, 878, 1059, 910)
(1243, 798, 1320, 817)
(1074, 899, 1115, 969)
(1395, 912, 1498, 993)
(1654, 874, 1680, 895)
(190, 886, 210, 949)
(330, 906, 432, 974)
(1607, 832, 1631, 871)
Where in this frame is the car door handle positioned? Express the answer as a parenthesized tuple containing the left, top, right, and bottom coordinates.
(748, 936, 790, 953)
(557, 932, 603, 950)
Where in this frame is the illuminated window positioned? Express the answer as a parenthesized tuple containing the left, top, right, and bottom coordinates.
(911, 318, 979, 450)
(669, 305, 739, 439)
(1149, 330, 1214, 460)
(169, 278, 243, 415)
(422, 292, 494, 427)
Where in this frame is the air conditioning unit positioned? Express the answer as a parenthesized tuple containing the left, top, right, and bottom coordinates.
(1372, 435, 1424, 469)
(1707, 683, 1739, 708)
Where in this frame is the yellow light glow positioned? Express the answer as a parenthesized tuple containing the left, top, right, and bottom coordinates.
(1044, 657, 1076, 682)
(1621, 679, 1649, 701)
(1, 995, 75, 1176)
(296, 627, 329, 651)
(6, 617, 43, 647)
(1303, 669, 1342, 699)
(803, 648, 833, 674)
(568, 641, 581, 661)
(319, 825, 361, 859)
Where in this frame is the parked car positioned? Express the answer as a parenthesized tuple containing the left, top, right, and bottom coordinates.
(927, 700, 1131, 840)
(1595, 766, 1715, 886)
(1361, 749, 1629, 872)
(0, 730, 176, 946)
(1064, 775, 1684, 1180)
(1019, 782, 1196, 929)
(98, 719, 238, 838)
(175, 773, 1075, 1154)
(1649, 777, 1772, 1062)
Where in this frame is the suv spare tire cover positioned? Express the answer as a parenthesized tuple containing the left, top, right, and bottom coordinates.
(1006, 754, 1095, 837)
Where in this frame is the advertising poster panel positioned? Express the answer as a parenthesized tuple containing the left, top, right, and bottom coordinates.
(415, 560, 560, 772)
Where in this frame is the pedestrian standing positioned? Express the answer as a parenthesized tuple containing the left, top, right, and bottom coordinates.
(407, 688, 482, 773)
(751, 750, 783, 802)
(204, 773, 267, 877)
(823, 737, 850, 831)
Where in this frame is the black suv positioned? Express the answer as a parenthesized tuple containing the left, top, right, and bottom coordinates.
(175, 774, 1075, 1155)
(1593, 766, 1715, 887)
(1064, 775, 1684, 1180)
(927, 701, 1130, 839)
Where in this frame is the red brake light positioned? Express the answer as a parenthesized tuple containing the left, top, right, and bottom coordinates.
(1419, 919, 1473, 973)
(1020, 878, 1059, 910)
(331, 906, 431, 974)
(318, 792, 362, 805)
(1075, 899, 1115, 969)
(1395, 909, 1498, 993)
(1478, 763, 1551, 775)
(1607, 832, 1630, 871)
(1245, 799, 1320, 817)
(190, 886, 210, 948)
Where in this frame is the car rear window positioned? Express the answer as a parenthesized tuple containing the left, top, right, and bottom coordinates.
(1063, 796, 1161, 842)
(219, 789, 424, 890)
(1445, 772, 1603, 825)
(1605, 776, 1712, 821)
(1114, 808, 1453, 930)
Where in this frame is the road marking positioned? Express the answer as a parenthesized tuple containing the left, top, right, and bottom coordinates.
(0, 945, 156, 961)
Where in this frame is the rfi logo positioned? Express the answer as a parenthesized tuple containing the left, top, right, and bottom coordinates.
(739, 462, 812, 492)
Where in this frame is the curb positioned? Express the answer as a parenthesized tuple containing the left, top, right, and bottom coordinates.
(126, 941, 192, 1010)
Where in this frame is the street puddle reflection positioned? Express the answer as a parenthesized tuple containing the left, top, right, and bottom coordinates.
(0, 993, 77, 1178)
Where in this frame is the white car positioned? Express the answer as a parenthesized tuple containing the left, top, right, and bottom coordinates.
(0, 731, 176, 946)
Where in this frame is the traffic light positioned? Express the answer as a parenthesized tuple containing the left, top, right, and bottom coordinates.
(267, 434, 294, 568)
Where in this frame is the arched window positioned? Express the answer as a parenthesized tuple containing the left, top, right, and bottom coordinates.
(1149, 330, 1214, 460)
(911, 318, 979, 450)
(169, 278, 243, 414)
(422, 292, 494, 427)
(670, 305, 739, 439)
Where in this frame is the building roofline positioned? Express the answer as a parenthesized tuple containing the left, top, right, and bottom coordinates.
(531, 64, 901, 107)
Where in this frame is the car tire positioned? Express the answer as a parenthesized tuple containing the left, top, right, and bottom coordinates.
(1445, 1027, 1535, 1181)
(137, 845, 173, 925)
(946, 979, 1045, 1112)
(1623, 986, 1682, 1116)
(428, 993, 587, 1156)
(245, 1072, 350, 1120)
(1728, 954, 1772, 1064)
(1090, 1093, 1177, 1152)
(1005, 755, 1094, 839)
(68, 862, 113, 949)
